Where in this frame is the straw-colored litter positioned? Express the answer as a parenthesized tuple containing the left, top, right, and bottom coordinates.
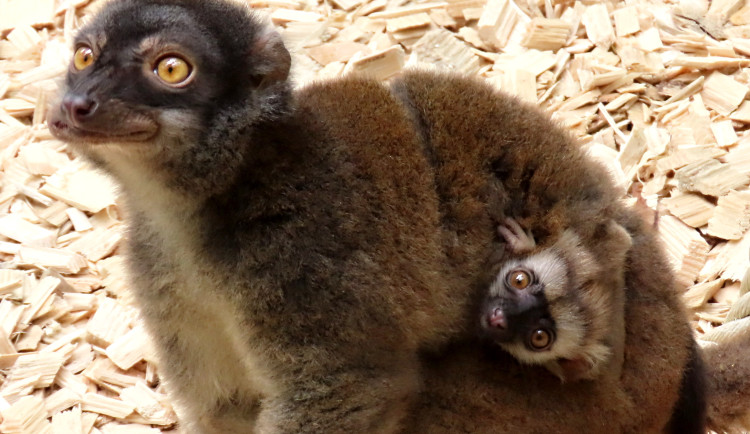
(1, 0, 750, 432)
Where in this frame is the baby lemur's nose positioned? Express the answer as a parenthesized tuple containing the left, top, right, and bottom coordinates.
(488, 307, 507, 329)
(62, 94, 98, 124)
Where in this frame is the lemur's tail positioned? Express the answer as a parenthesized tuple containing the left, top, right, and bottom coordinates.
(701, 314, 750, 433)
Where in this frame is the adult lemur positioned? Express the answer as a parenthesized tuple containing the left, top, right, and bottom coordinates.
(49, 0, 705, 432)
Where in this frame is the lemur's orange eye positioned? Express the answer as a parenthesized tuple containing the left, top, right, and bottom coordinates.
(155, 55, 192, 85)
(507, 269, 531, 290)
(74, 46, 95, 70)
(529, 328, 554, 350)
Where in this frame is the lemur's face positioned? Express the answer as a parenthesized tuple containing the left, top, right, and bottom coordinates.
(49, 4, 225, 146)
(481, 251, 564, 363)
(48, 0, 279, 152)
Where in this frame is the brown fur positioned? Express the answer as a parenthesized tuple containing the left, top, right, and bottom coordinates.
(48, 1, 702, 432)
(704, 319, 750, 432)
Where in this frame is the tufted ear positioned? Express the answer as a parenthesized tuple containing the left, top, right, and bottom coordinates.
(250, 27, 291, 88)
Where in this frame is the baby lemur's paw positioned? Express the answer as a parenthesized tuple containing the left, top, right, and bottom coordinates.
(497, 218, 535, 254)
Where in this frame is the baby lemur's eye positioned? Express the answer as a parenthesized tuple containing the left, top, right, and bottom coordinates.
(73, 45, 95, 70)
(154, 55, 193, 85)
(506, 269, 531, 290)
(528, 328, 554, 351)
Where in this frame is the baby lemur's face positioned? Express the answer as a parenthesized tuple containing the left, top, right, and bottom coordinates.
(480, 218, 622, 382)
(481, 249, 572, 364)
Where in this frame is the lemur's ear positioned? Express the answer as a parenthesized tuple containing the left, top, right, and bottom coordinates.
(250, 28, 291, 88)
(606, 220, 632, 261)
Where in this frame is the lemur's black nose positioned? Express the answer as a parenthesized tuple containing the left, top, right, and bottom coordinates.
(62, 94, 98, 124)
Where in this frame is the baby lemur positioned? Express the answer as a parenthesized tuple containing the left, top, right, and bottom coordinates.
(481, 217, 631, 382)
(49, 0, 705, 432)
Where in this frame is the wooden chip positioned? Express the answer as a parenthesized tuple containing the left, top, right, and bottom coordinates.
(348, 45, 404, 80)
(45, 388, 83, 416)
(660, 215, 711, 288)
(655, 146, 726, 173)
(368, 2, 446, 19)
(106, 325, 152, 371)
(86, 298, 133, 348)
(477, 0, 522, 49)
(306, 42, 367, 65)
(700, 71, 748, 115)
(581, 3, 614, 50)
(618, 126, 647, 180)
(613, 6, 639, 37)
(0, 0, 56, 33)
(521, 18, 571, 51)
(663, 192, 715, 228)
(119, 382, 175, 426)
(81, 393, 134, 419)
(4, 351, 66, 390)
(413, 29, 481, 75)
(0, 214, 56, 247)
(706, 190, 750, 240)
(676, 159, 750, 197)
(270, 9, 324, 24)
(40, 162, 118, 214)
(386, 12, 432, 33)
(18, 246, 88, 274)
(51, 406, 82, 434)
(0, 395, 51, 434)
(710, 120, 739, 148)
(684, 279, 724, 309)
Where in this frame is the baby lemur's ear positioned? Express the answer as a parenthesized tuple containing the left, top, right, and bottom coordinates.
(250, 28, 291, 88)
(605, 220, 632, 261)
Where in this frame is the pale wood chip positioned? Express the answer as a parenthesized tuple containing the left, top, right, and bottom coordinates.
(521, 18, 571, 51)
(675, 158, 750, 197)
(4, 351, 66, 391)
(413, 29, 481, 75)
(86, 298, 133, 348)
(664, 76, 704, 104)
(659, 215, 710, 288)
(119, 382, 176, 426)
(81, 393, 134, 419)
(706, 190, 750, 240)
(306, 42, 367, 65)
(84, 358, 141, 390)
(581, 3, 614, 50)
(613, 6, 639, 37)
(40, 162, 118, 213)
(0, 0, 55, 33)
(0, 214, 56, 247)
(105, 325, 152, 371)
(51, 405, 83, 434)
(369, 2, 446, 19)
(15, 324, 44, 351)
(386, 12, 432, 33)
(700, 71, 748, 115)
(655, 146, 726, 173)
(270, 9, 324, 24)
(18, 246, 88, 274)
(20, 276, 63, 325)
(726, 291, 750, 322)
(0, 395, 52, 434)
(477, 0, 525, 49)
(663, 192, 715, 228)
(45, 388, 83, 417)
(684, 279, 724, 309)
(348, 45, 404, 80)
(618, 126, 647, 180)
